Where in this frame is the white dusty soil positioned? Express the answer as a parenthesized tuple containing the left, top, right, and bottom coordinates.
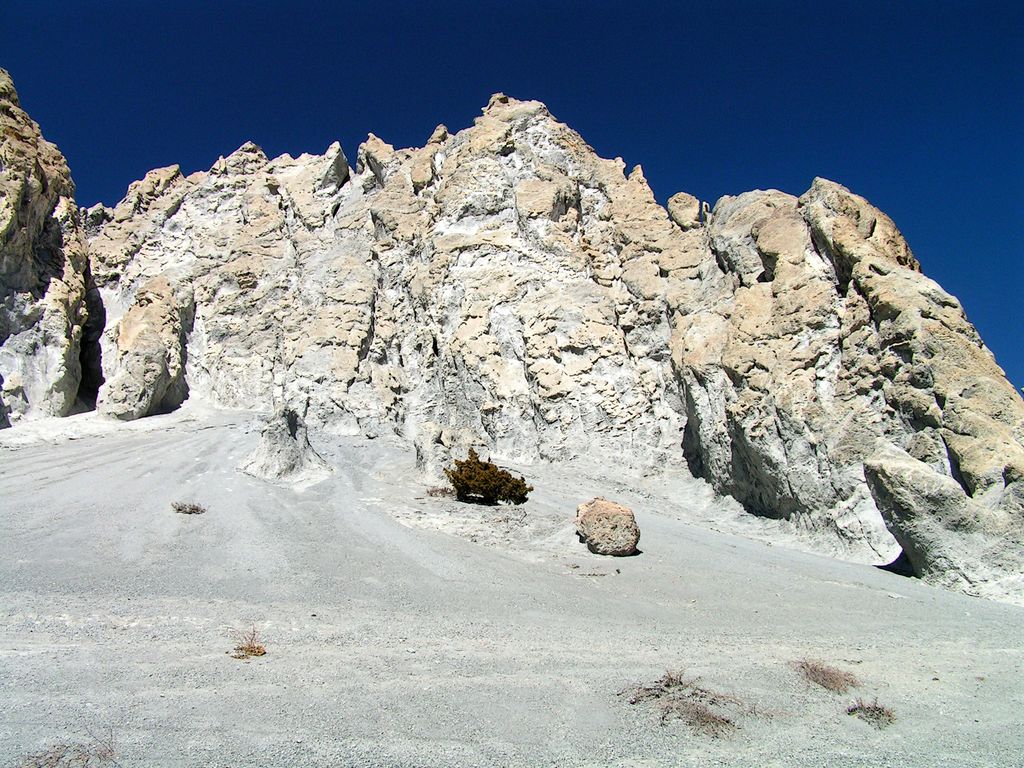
(1, 404, 1022, 767)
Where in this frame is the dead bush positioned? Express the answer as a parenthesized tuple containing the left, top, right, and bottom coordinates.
(444, 448, 532, 505)
(794, 659, 860, 693)
(171, 501, 206, 515)
(230, 625, 267, 659)
(847, 697, 896, 729)
(15, 731, 117, 767)
(623, 670, 765, 737)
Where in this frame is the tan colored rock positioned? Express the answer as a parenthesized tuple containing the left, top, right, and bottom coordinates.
(575, 497, 640, 556)
(97, 277, 192, 420)
(676, 177, 1024, 590)
(865, 445, 1024, 601)
(0, 68, 94, 425)
(677, 187, 900, 558)
(667, 191, 702, 230)
(514, 172, 576, 221)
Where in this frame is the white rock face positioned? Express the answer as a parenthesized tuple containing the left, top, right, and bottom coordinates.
(97, 276, 193, 419)
(86, 94, 694, 485)
(0, 69, 97, 425)
(3, 73, 1022, 602)
(675, 177, 1024, 584)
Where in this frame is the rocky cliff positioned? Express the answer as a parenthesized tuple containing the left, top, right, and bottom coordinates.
(0, 69, 99, 427)
(2, 71, 1022, 602)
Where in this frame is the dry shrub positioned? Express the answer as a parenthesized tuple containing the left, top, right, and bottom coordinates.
(426, 486, 455, 498)
(794, 659, 860, 693)
(659, 698, 736, 737)
(444, 448, 532, 505)
(623, 671, 765, 737)
(847, 697, 896, 729)
(16, 731, 117, 767)
(171, 501, 206, 515)
(231, 625, 267, 659)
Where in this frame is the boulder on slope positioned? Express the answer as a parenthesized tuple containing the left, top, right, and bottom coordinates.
(576, 497, 640, 556)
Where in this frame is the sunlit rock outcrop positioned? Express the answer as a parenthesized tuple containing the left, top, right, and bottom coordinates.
(0, 68, 98, 424)
(3, 70, 1022, 602)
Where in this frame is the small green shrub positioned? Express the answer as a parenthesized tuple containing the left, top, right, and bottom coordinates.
(444, 448, 533, 505)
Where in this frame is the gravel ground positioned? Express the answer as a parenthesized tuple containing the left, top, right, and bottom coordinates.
(1, 405, 1022, 767)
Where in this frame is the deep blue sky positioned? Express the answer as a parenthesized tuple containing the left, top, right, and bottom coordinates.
(3, 1, 1022, 388)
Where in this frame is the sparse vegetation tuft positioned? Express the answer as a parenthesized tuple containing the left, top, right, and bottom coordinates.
(847, 697, 895, 729)
(444, 448, 533, 505)
(230, 625, 267, 659)
(426, 486, 456, 498)
(172, 501, 206, 515)
(623, 670, 766, 737)
(794, 659, 860, 693)
(15, 731, 117, 767)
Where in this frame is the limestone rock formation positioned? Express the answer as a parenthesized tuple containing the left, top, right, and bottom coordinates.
(97, 276, 193, 420)
(674, 177, 1024, 586)
(576, 497, 640, 556)
(0, 68, 97, 425)
(864, 446, 1024, 601)
(85, 93, 693, 483)
(2, 67, 1022, 602)
(239, 407, 332, 486)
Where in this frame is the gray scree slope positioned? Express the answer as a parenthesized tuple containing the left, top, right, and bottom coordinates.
(1, 71, 1022, 602)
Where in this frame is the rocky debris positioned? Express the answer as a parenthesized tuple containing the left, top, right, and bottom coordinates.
(3, 66, 1023, 602)
(239, 407, 332, 485)
(0, 67, 94, 424)
(575, 497, 640, 556)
